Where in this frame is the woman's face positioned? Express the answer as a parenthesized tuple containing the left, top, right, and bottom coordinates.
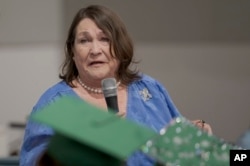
(73, 18, 119, 81)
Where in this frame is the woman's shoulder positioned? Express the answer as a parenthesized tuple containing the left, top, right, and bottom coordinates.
(134, 73, 162, 86)
(32, 81, 74, 112)
(140, 74, 157, 82)
(40, 81, 71, 98)
(131, 74, 169, 95)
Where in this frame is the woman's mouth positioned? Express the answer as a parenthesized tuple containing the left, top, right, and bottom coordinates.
(89, 61, 105, 66)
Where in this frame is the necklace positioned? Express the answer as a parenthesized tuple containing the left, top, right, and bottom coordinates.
(77, 76, 120, 94)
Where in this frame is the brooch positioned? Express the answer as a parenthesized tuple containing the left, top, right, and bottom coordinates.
(140, 88, 152, 101)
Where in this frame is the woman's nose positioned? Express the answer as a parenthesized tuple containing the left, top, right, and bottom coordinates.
(90, 41, 101, 55)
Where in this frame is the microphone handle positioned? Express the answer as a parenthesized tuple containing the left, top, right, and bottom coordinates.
(105, 96, 119, 113)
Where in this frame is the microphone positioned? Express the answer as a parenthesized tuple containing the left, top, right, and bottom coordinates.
(101, 78, 119, 113)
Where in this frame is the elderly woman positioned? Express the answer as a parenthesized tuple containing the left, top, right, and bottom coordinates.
(20, 5, 211, 166)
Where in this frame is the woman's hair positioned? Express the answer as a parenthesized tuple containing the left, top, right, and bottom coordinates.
(59, 5, 140, 86)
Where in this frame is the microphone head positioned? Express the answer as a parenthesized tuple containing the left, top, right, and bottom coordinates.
(101, 78, 117, 97)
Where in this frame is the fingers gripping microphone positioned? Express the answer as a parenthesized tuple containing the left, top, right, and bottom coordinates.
(101, 78, 119, 113)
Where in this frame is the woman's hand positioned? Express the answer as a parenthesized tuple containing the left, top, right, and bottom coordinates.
(192, 119, 213, 134)
(116, 111, 126, 118)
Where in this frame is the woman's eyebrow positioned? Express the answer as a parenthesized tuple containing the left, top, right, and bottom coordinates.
(76, 31, 89, 37)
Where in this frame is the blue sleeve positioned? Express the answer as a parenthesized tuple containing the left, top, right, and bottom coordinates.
(126, 75, 182, 166)
(19, 82, 76, 166)
(127, 75, 181, 132)
(19, 105, 54, 166)
(145, 79, 181, 131)
(155, 79, 181, 119)
(19, 87, 64, 166)
(20, 82, 78, 166)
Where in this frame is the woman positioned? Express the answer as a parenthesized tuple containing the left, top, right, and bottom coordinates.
(20, 5, 211, 166)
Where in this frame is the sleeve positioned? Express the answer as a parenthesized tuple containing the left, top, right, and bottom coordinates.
(126, 76, 182, 165)
(145, 79, 181, 131)
(128, 75, 181, 132)
(19, 82, 76, 165)
(19, 86, 63, 166)
(155, 80, 181, 119)
(19, 104, 54, 166)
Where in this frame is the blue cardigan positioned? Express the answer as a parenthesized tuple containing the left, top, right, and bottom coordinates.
(20, 74, 180, 166)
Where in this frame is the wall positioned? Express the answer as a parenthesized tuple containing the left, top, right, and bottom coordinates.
(0, 0, 64, 156)
(0, 0, 64, 124)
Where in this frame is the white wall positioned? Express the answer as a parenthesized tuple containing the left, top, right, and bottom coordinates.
(0, 0, 64, 124)
(0, 43, 63, 156)
(0, 0, 64, 43)
(0, 43, 62, 124)
(0, 0, 64, 156)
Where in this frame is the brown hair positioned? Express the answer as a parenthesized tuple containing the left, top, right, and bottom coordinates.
(59, 5, 140, 87)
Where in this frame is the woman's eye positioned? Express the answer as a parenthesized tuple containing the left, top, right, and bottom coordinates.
(101, 37, 110, 42)
(79, 39, 88, 43)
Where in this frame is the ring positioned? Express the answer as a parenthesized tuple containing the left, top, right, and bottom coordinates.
(199, 119, 205, 128)
(200, 120, 205, 124)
